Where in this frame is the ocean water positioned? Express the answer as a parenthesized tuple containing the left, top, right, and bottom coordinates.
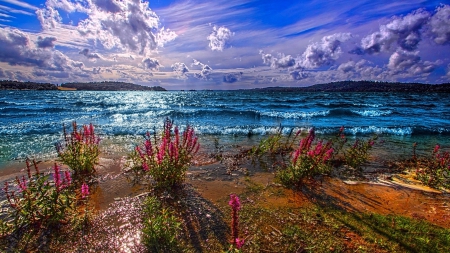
(1, 90, 450, 166)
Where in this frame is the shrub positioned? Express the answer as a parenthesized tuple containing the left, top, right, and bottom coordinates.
(142, 196, 181, 252)
(278, 128, 334, 186)
(132, 118, 199, 188)
(56, 122, 100, 179)
(2, 160, 75, 232)
(344, 136, 377, 170)
(415, 144, 450, 189)
(250, 127, 301, 170)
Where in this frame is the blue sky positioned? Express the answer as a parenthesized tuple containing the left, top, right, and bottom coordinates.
(0, 0, 449, 90)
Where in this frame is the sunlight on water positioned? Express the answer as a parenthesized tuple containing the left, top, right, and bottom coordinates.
(1, 90, 450, 164)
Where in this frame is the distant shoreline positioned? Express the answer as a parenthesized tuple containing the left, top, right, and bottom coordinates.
(1, 80, 450, 92)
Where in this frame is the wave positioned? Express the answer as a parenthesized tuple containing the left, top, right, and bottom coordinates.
(259, 110, 329, 119)
(351, 110, 393, 117)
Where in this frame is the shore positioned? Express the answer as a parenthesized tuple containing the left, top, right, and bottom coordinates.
(1, 135, 448, 228)
(1, 134, 449, 252)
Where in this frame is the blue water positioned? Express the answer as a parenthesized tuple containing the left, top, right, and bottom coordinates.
(1, 90, 450, 165)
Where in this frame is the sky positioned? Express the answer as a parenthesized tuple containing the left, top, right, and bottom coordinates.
(0, 0, 449, 90)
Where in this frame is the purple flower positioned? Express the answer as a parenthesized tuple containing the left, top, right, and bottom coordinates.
(81, 183, 89, 198)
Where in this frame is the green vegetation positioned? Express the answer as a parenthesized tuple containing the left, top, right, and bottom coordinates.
(56, 122, 100, 181)
(0, 80, 57, 90)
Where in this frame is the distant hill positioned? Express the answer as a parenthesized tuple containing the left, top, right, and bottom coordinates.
(0, 80, 166, 91)
(251, 81, 450, 92)
(0, 80, 57, 90)
(61, 81, 166, 91)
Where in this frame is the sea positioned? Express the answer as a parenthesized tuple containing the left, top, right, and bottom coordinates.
(1, 90, 450, 167)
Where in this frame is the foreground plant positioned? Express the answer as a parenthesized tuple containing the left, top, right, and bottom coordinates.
(56, 122, 100, 180)
(131, 118, 199, 188)
(278, 128, 334, 186)
(227, 194, 244, 252)
(344, 134, 377, 170)
(250, 127, 301, 170)
(142, 196, 181, 252)
(2, 160, 75, 234)
(415, 144, 450, 189)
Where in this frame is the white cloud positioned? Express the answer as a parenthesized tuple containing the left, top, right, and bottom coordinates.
(260, 52, 296, 69)
(36, 6, 62, 30)
(207, 26, 233, 51)
(36, 36, 56, 48)
(171, 62, 189, 78)
(0, 27, 85, 79)
(223, 72, 242, 83)
(0, 5, 35, 15)
(388, 50, 435, 76)
(429, 5, 450, 45)
(37, 0, 177, 56)
(192, 59, 212, 79)
(360, 8, 431, 54)
(141, 57, 160, 71)
(0, 0, 38, 10)
(298, 33, 352, 69)
(79, 48, 101, 61)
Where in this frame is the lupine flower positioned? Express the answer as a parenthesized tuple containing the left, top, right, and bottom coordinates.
(81, 183, 89, 198)
(229, 194, 242, 248)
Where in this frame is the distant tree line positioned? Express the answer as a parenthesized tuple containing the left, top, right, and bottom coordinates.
(61, 81, 166, 91)
(0, 80, 57, 90)
(250, 80, 450, 92)
(0, 80, 166, 91)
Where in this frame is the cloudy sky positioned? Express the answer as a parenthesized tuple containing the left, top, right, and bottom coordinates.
(0, 0, 449, 90)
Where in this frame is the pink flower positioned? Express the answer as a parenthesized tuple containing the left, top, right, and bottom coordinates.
(81, 183, 89, 198)
(434, 144, 440, 153)
(18, 176, 27, 192)
(235, 238, 245, 249)
(64, 171, 72, 186)
(53, 163, 62, 191)
(142, 162, 149, 171)
(229, 194, 241, 211)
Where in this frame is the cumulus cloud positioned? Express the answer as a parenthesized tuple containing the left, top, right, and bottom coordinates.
(260, 51, 295, 69)
(35, 6, 62, 30)
(362, 10, 429, 53)
(36, 36, 57, 48)
(37, 0, 177, 55)
(429, 5, 450, 45)
(223, 72, 243, 83)
(79, 48, 100, 60)
(0, 27, 84, 78)
(192, 59, 212, 79)
(298, 33, 352, 69)
(388, 50, 435, 75)
(289, 70, 308, 80)
(141, 57, 160, 71)
(171, 62, 189, 78)
(207, 26, 233, 51)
